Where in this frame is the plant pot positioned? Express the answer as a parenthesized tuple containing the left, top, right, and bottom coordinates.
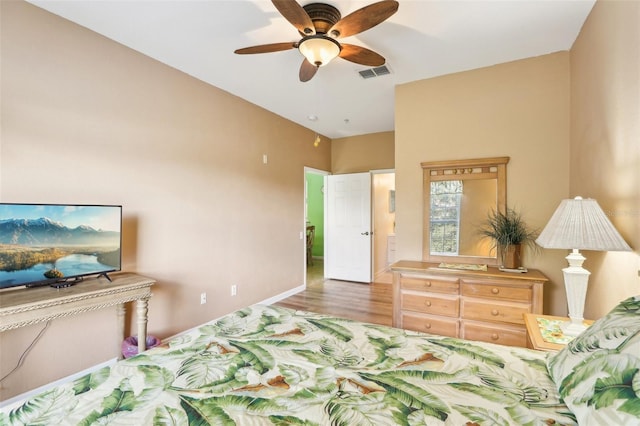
(501, 244, 522, 269)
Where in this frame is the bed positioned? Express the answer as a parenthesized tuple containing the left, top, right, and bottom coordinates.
(2, 296, 639, 425)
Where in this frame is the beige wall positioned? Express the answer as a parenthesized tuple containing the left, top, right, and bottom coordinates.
(395, 52, 572, 316)
(332, 131, 394, 174)
(569, 0, 640, 318)
(0, 1, 331, 400)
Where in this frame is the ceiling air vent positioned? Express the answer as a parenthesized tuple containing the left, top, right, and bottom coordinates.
(358, 65, 391, 79)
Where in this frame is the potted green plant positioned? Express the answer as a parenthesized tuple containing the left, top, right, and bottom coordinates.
(479, 207, 539, 269)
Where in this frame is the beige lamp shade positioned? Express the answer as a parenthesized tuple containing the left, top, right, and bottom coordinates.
(536, 197, 631, 251)
(536, 196, 631, 336)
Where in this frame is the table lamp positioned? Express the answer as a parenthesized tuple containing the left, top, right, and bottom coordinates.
(536, 196, 632, 336)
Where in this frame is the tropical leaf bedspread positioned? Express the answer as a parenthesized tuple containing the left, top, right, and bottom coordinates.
(2, 304, 575, 425)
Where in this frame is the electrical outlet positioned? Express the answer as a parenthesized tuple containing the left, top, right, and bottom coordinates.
(200, 292, 207, 304)
(231, 285, 237, 296)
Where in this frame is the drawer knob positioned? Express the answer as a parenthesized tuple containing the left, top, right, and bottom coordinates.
(491, 309, 499, 316)
(425, 301, 432, 307)
(491, 333, 499, 340)
(425, 282, 432, 287)
(425, 323, 432, 329)
(491, 288, 500, 294)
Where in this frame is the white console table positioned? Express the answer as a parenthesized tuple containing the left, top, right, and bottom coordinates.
(0, 273, 155, 358)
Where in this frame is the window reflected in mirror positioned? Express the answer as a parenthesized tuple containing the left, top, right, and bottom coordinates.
(423, 157, 509, 265)
(430, 180, 463, 255)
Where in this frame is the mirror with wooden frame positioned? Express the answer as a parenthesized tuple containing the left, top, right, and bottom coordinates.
(422, 157, 509, 266)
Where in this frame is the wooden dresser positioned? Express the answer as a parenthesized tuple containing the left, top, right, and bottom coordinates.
(391, 260, 547, 348)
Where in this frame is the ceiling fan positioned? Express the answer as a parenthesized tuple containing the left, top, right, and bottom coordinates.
(234, 0, 399, 82)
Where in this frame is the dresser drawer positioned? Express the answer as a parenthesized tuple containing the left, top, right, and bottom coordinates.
(461, 281, 531, 302)
(462, 321, 527, 347)
(402, 312, 459, 337)
(401, 275, 459, 294)
(402, 293, 459, 317)
(392, 262, 547, 349)
(461, 299, 529, 325)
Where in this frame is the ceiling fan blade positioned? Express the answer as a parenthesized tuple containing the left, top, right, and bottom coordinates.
(272, 0, 315, 36)
(234, 42, 297, 55)
(299, 59, 318, 82)
(328, 0, 399, 39)
(339, 44, 385, 66)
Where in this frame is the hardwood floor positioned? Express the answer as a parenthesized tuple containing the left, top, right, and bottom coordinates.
(274, 260, 393, 326)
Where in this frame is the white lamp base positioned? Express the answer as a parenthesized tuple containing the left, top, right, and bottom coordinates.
(561, 249, 591, 337)
(560, 318, 588, 337)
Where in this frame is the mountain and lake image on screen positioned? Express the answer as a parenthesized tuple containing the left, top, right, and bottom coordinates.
(0, 204, 122, 289)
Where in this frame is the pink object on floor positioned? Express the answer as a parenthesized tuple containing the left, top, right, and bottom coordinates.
(122, 335, 160, 358)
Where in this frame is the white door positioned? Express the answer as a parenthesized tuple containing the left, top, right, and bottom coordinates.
(324, 172, 372, 283)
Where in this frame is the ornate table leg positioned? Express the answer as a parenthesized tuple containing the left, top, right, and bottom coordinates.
(136, 297, 149, 352)
(116, 303, 126, 359)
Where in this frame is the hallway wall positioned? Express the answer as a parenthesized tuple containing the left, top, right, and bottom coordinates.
(373, 172, 396, 283)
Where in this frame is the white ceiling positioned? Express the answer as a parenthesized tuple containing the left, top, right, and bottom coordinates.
(28, 0, 595, 139)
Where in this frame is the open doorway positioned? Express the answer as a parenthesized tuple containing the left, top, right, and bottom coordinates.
(305, 168, 395, 286)
(305, 167, 329, 285)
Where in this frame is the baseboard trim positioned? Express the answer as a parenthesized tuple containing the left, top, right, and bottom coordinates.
(0, 285, 307, 411)
(149, 283, 308, 343)
(258, 284, 306, 306)
(0, 357, 118, 412)
(374, 269, 393, 284)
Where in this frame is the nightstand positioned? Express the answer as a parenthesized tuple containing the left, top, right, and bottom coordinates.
(524, 313, 594, 352)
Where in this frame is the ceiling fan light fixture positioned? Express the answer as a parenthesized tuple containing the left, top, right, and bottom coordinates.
(298, 35, 341, 67)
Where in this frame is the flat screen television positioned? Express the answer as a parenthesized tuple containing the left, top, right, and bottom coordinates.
(0, 203, 122, 289)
